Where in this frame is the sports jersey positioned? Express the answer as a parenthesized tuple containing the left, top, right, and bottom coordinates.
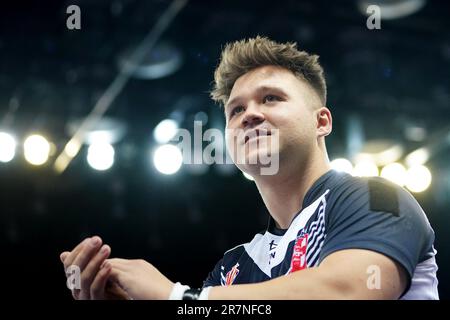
(203, 170, 439, 299)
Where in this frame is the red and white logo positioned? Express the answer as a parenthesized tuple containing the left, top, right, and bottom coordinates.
(289, 232, 308, 273)
(225, 263, 240, 286)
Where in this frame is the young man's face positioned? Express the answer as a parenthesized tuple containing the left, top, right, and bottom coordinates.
(224, 65, 322, 176)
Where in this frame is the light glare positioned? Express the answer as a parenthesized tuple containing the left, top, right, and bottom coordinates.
(0, 132, 16, 163)
(406, 165, 432, 193)
(353, 160, 379, 177)
(153, 119, 178, 144)
(87, 142, 115, 171)
(153, 144, 182, 175)
(24, 135, 50, 166)
(242, 171, 254, 181)
(330, 158, 353, 174)
(380, 163, 407, 186)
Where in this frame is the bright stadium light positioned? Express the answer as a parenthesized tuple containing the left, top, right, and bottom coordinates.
(242, 171, 254, 181)
(406, 165, 432, 193)
(153, 119, 179, 144)
(330, 158, 353, 174)
(153, 144, 182, 175)
(24, 134, 50, 166)
(380, 163, 407, 186)
(353, 160, 379, 177)
(87, 142, 115, 171)
(0, 132, 16, 163)
(358, 0, 426, 20)
(405, 147, 429, 167)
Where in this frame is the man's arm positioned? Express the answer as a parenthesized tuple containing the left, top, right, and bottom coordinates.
(103, 248, 407, 300)
(208, 249, 408, 300)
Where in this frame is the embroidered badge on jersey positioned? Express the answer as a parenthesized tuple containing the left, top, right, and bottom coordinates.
(225, 263, 240, 285)
(289, 230, 309, 273)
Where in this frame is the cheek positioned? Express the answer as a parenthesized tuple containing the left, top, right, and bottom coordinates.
(279, 119, 315, 145)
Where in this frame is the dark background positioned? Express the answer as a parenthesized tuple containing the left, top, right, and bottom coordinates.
(0, 0, 449, 299)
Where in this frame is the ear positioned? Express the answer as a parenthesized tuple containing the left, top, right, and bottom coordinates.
(316, 107, 332, 138)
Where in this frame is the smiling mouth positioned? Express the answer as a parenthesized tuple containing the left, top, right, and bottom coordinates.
(244, 129, 272, 144)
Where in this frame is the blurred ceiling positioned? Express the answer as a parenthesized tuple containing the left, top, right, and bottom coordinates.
(1, 0, 449, 141)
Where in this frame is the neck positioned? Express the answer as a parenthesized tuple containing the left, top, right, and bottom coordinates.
(253, 148, 331, 229)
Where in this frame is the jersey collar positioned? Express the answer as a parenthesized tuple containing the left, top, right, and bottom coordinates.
(266, 169, 338, 235)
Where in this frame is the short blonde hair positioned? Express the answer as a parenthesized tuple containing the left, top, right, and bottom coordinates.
(211, 36, 327, 107)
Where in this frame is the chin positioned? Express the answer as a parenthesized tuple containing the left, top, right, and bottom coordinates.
(244, 147, 269, 164)
(238, 163, 262, 177)
(235, 148, 279, 175)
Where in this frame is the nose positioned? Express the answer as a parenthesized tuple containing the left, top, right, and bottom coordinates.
(241, 104, 265, 128)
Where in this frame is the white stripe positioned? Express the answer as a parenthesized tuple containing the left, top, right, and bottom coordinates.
(306, 230, 325, 262)
(305, 197, 327, 265)
(224, 243, 246, 255)
(307, 208, 325, 236)
(244, 190, 330, 277)
(307, 233, 326, 264)
(308, 243, 324, 266)
(306, 217, 326, 257)
(306, 215, 325, 250)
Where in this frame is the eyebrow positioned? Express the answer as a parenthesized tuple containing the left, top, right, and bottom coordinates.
(225, 85, 288, 110)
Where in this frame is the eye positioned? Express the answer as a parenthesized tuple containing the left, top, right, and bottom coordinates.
(229, 106, 245, 118)
(263, 95, 281, 103)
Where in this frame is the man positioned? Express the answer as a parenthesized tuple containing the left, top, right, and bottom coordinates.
(60, 36, 439, 300)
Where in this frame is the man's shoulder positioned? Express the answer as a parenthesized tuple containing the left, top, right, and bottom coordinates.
(320, 172, 429, 227)
(324, 173, 431, 235)
(325, 172, 412, 207)
(328, 171, 415, 197)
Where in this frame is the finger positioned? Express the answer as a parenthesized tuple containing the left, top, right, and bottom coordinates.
(60, 251, 69, 263)
(72, 237, 104, 300)
(107, 258, 130, 271)
(79, 245, 111, 300)
(71, 236, 103, 272)
(72, 289, 81, 300)
(108, 263, 121, 278)
(63, 237, 92, 271)
(63, 240, 86, 270)
(108, 266, 125, 291)
(105, 282, 130, 300)
(90, 262, 112, 300)
(107, 268, 135, 300)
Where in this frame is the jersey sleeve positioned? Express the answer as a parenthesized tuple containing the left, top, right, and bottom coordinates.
(202, 257, 224, 288)
(319, 177, 435, 280)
